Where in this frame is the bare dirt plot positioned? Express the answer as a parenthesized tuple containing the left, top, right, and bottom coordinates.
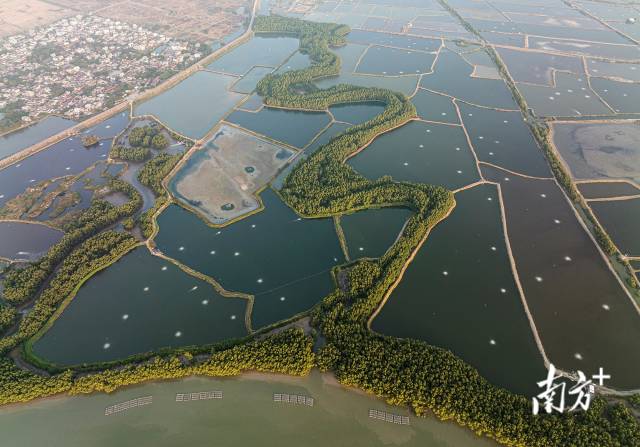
(0, 0, 70, 37)
(42, 0, 251, 42)
(170, 124, 296, 224)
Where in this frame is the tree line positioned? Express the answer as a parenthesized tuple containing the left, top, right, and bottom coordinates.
(2, 179, 142, 303)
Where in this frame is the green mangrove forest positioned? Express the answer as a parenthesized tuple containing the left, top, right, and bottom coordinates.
(0, 15, 637, 447)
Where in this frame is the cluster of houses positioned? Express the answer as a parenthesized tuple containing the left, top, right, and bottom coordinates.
(0, 15, 206, 123)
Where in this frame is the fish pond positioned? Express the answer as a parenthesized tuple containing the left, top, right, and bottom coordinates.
(225, 108, 331, 149)
(31, 246, 248, 367)
(0, 116, 76, 161)
(590, 198, 640, 256)
(348, 120, 479, 190)
(339, 207, 413, 260)
(0, 221, 63, 261)
(134, 70, 245, 140)
(154, 188, 345, 329)
(372, 184, 545, 396)
(482, 164, 640, 390)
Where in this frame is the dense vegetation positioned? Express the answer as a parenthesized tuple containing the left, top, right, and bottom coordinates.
(253, 16, 640, 447)
(0, 328, 313, 406)
(110, 144, 150, 162)
(137, 152, 182, 196)
(2, 179, 142, 303)
(128, 125, 169, 150)
(0, 231, 138, 354)
(0, 305, 16, 334)
(109, 124, 169, 161)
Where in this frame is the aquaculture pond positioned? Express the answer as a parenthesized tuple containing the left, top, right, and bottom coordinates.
(32, 247, 248, 366)
(552, 122, 640, 183)
(587, 59, 640, 83)
(329, 102, 386, 126)
(270, 122, 352, 190)
(82, 112, 131, 140)
(155, 188, 345, 329)
(458, 103, 551, 178)
(0, 127, 120, 208)
(590, 198, 640, 256)
(134, 70, 245, 139)
(0, 370, 497, 447)
(348, 120, 479, 190)
(528, 36, 640, 61)
(0, 116, 76, 161)
(411, 89, 459, 124)
(590, 77, 640, 114)
(496, 48, 583, 86)
(577, 181, 640, 199)
(207, 36, 300, 76)
(339, 207, 413, 260)
(420, 50, 517, 110)
(355, 45, 436, 76)
(372, 185, 545, 396)
(275, 51, 311, 74)
(225, 108, 331, 149)
(0, 221, 63, 261)
(482, 164, 640, 390)
(346, 29, 442, 52)
(231, 66, 275, 94)
(237, 93, 264, 112)
(314, 43, 419, 96)
(516, 72, 612, 118)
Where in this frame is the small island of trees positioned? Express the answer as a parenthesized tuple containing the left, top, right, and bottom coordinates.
(110, 124, 169, 162)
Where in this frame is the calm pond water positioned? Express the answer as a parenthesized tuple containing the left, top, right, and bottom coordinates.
(237, 93, 264, 112)
(420, 50, 517, 110)
(135, 70, 245, 139)
(82, 112, 131, 140)
(372, 185, 545, 396)
(587, 59, 640, 83)
(458, 103, 551, 178)
(314, 43, 419, 96)
(0, 370, 496, 447)
(207, 36, 300, 76)
(591, 77, 640, 114)
(348, 120, 479, 189)
(482, 164, 640, 390)
(528, 36, 640, 60)
(275, 51, 311, 74)
(231, 66, 275, 94)
(154, 188, 345, 329)
(270, 122, 352, 190)
(355, 45, 436, 76)
(0, 119, 124, 207)
(0, 221, 63, 261)
(329, 102, 386, 126)
(517, 72, 612, 117)
(578, 181, 640, 199)
(411, 89, 459, 124)
(590, 198, 640, 256)
(32, 246, 248, 366)
(346, 29, 442, 52)
(340, 207, 412, 259)
(226, 108, 331, 148)
(496, 48, 584, 86)
(0, 116, 76, 161)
